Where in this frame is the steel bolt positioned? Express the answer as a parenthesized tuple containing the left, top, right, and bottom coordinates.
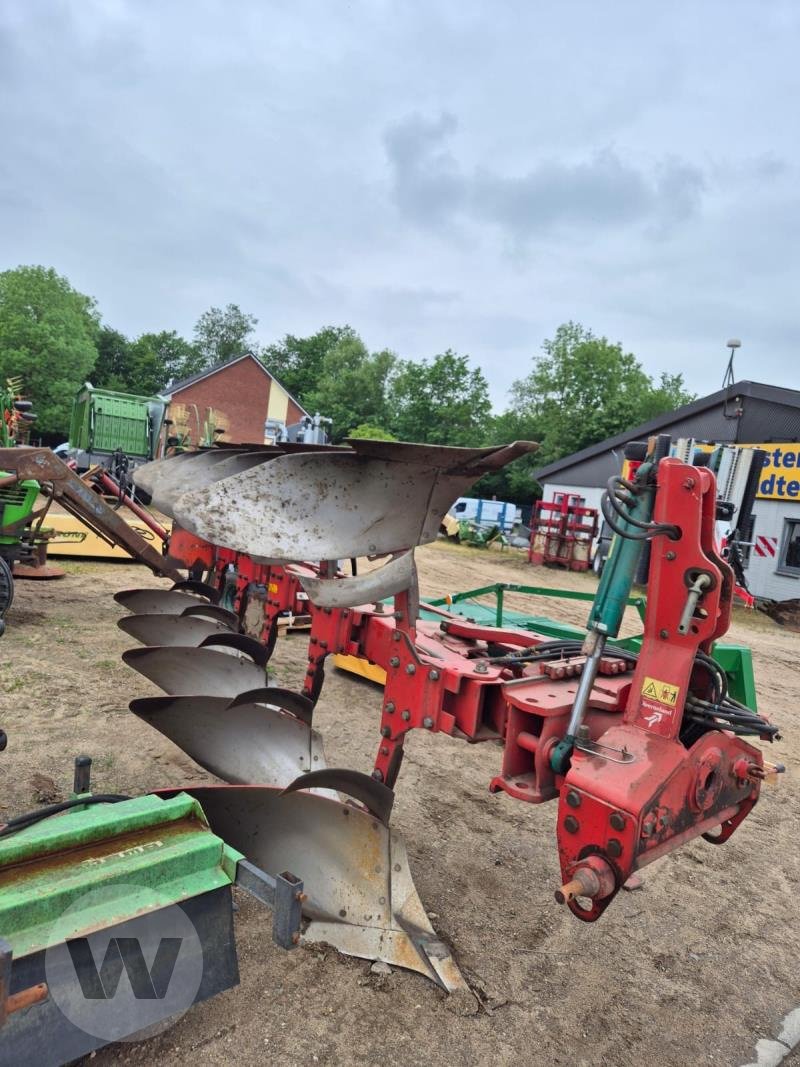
(401, 710, 411, 721)
(371, 769, 384, 782)
(422, 717, 434, 729)
(380, 746, 389, 756)
(393, 631, 401, 642)
(609, 811, 625, 831)
(380, 725, 391, 738)
(659, 629, 669, 639)
(666, 551, 676, 561)
(474, 661, 489, 674)
(564, 815, 580, 834)
(389, 656, 400, 667)
(385, 701, 395, 714)
(566, 790, 581, 808)
(295, 891, 307, 903)
(406, 663, 416, 675)
(429, 670, 440, 681)
(607, 838, 622, 858)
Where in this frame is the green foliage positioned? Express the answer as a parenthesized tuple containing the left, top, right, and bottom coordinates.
(92, 327, 203, 394)
(510, 322, 695, 470)
(0, 265, 99, 434)
(193, 303, 259, 367)
(128, 331, 205, 392)
(262, 326, 355, 402)
(303, 335, 396, 442)
(347, 422, 398, 440)
(387, 350, 491, 445)
(93, 327, 132, 392)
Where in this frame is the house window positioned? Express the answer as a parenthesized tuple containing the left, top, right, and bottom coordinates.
(778, 519, 800, 575)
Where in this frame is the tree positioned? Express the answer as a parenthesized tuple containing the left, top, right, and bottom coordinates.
(386, 350, 491, 446)
(91, 328, 202, 394)
(509, 322, 695, 470)
(470, 409, 543, 504)
(193, 304, 259, 367)
(128, 331, 205, 393)
(348, 422, 398, 441)
(261, 326, 355, 402)
(92, 327, 133, 391)
(302, 334, 396, 442)
(0, 265, 99, 434)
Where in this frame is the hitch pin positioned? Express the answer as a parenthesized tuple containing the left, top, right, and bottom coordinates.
(677, 573, 712, 635)
(734, 758, 786, 784)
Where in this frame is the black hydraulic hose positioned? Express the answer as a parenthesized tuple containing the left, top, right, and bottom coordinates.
(602, 474, 681, 541)
(0, 794, 131, 840)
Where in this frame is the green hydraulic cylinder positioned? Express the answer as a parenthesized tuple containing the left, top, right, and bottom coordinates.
(550, 450, 659, 775)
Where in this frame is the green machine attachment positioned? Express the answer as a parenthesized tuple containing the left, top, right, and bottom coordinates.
(0, 753, 303, 1065)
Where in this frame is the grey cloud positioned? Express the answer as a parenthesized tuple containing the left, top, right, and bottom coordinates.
(385, 113, 705, 236)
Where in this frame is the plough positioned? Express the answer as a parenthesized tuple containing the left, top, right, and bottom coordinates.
(114, 435, 781, 981)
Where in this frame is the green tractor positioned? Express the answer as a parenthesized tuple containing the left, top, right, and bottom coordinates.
(0, 378, 40, 616)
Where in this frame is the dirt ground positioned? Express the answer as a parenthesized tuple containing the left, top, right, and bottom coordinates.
(1, 541, 798, 1067)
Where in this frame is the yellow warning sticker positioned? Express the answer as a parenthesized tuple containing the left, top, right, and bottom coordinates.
(641, 676, 680, 707)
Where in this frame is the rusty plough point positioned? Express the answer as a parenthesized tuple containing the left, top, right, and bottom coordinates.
(154, 783, 467, 993)
(122, 645, 268, 697)
(118, 612, 234, 647)
(130, 693, 327, 787)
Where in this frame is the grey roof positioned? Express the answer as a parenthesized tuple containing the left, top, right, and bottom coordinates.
(165, 352, 309, 416)
(534, 380, 800, 484)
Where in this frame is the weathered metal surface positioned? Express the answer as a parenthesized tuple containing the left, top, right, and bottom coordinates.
(163, 441, 537, 562)
(122, 645, 267, 697)
(117, 613, 233, 647)
(296, 551, 415, 608)
(129, 694, 326, 786)
(280, 768, 394, 825)
(145, 450, 281, 517)
(228, 687, 315, 727)
(114, 587, 215, 616)
(156, 784, 466, 991)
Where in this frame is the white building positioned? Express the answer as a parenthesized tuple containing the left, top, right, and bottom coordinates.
(533, 380, 800, 602)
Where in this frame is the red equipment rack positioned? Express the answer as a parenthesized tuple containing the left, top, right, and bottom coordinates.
(529, 494, 599, 571)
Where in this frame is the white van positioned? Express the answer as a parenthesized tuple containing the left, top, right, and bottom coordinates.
(446, 497, 520, 535)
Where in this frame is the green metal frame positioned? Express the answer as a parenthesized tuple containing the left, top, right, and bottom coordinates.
(423, 582, 757, 710)
(0, 793, 242, 959)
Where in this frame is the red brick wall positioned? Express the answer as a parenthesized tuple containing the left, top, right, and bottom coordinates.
(170, 357, 301, 444)
(287, 398, 306, 426)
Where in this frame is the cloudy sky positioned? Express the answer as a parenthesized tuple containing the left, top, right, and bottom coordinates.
(1, 1, 797, 406)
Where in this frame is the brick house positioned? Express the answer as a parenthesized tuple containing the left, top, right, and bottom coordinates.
(163, 353, 308, 444)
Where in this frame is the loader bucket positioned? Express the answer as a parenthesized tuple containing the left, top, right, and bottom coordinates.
(117, 613, 234, 647)
(156, 783, 466, 992)
(122, 645, 267, 697)
(135, 440, 536, 562)
(129, 693, 326, 785)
